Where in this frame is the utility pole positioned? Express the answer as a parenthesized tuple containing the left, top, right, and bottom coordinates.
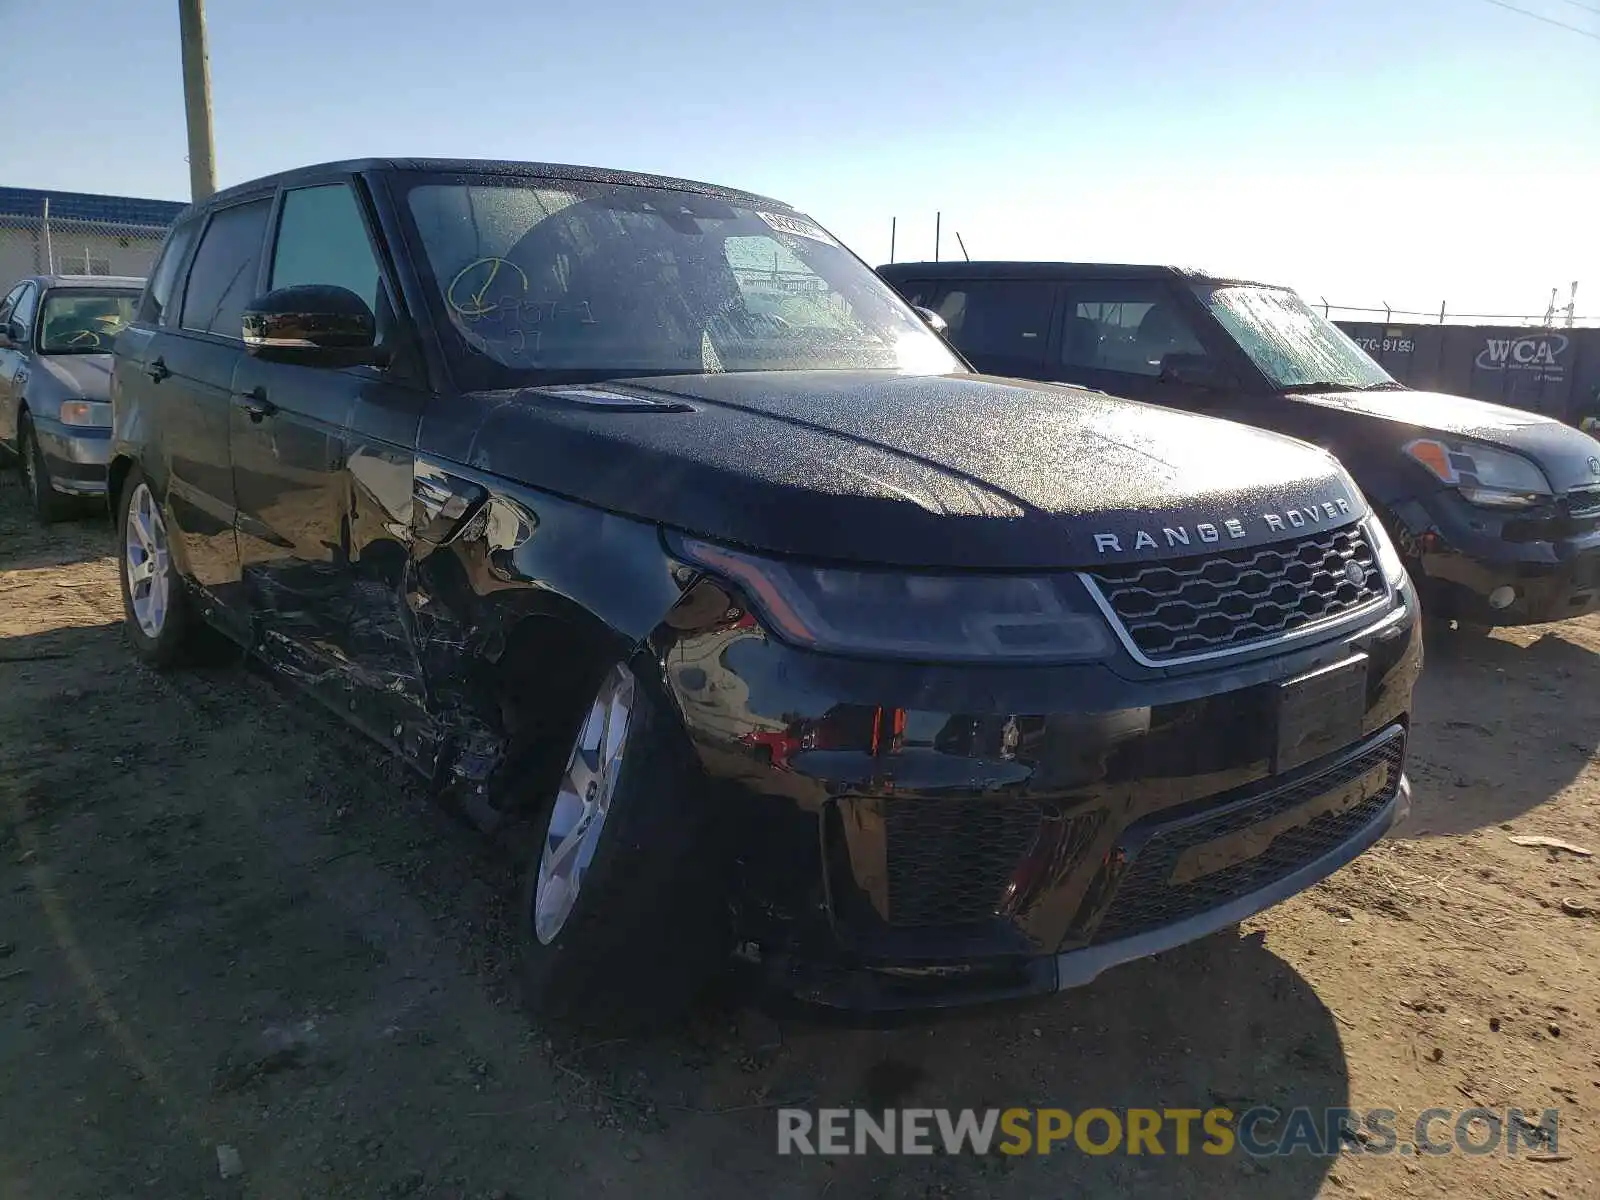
(178, 0, 217, 202)
(934, 211, 941, 262)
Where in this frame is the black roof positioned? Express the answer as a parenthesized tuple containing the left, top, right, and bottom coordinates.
(876, 260, 1273, 288)
(200, 157, 794, 215)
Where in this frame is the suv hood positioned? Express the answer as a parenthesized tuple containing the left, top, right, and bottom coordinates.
(1287, 388, 1600, 494)
(458, 370, 1363, 570)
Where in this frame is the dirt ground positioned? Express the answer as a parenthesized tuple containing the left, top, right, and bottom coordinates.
(1, 475, 1597, 1200)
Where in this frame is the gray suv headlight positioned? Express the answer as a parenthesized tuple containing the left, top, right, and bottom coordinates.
(1403, 437, 1552, 510)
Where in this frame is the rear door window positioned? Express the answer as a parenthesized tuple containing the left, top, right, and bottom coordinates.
(0, 283, 24, 326)
(930, 280, 1055, 375)
(179, 197, 273, 339)
(10, 283, 39, 339)
(1058, 282, 1209, 378)
(140, 221, 199, 326)
(889, 278, 941, 309)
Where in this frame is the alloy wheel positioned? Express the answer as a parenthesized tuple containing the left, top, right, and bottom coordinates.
(533, 664, 637, 944)
(124, 482, 172, 639)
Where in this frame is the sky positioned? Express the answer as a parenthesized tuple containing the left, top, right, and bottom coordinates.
(4, 0, 1596, 319)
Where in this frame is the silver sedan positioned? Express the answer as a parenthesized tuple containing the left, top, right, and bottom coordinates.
(0, 274, 143, 522)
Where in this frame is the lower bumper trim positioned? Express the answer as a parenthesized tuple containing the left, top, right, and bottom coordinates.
(1053, 774, 1406, 990)
(767, 775, 1407, 1013)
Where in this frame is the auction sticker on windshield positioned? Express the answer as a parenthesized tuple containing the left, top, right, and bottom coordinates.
(757, 211, 836, 245)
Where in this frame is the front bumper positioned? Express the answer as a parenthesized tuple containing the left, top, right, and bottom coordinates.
(1390, 488, 1600, 624)
(654, 582, 1421, 1012)
(31, 418, 110, 496)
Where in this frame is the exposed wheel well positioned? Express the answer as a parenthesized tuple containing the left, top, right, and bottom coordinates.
(107, 455, 135, 511)
(483, 603, 636, 816)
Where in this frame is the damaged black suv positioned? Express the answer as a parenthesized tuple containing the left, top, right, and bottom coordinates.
(109, 159, 1420, 1025)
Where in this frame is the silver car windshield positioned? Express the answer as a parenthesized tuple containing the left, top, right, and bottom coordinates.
(38, 290, 139, 355)
(1199, 284, 1395, 391)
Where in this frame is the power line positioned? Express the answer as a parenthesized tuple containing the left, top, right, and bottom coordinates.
(1554, 0, 1600, 17)
(1477, 0, 1600, 39)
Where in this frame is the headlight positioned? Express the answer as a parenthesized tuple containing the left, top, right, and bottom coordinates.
(675, 537, 1115, 663)
(1364, 516, 1407, 588)
(58, 400, 109, 427)
(1403, 437, 1551, 510)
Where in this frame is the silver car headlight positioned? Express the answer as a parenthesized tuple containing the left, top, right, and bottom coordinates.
(675, 537, 1115, 663)
(59, 400, 108, 427)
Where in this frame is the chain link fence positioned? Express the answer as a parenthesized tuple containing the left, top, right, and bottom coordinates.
(0, 203, 174, 285)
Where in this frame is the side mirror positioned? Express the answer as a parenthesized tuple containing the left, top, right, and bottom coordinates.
(914, 305, 950, 337)
(0, 328, 12, 350)
(1159, 351, 1234, 391)
(242, 284, 386, 368)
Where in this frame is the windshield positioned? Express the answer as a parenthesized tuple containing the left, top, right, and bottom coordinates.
(1199, 285, 1395, 391)
(38, 290, 139, 354)
(400, 176, 962, 388)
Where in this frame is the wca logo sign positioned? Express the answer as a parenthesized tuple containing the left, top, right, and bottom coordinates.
(1476, 333, 1569, 380)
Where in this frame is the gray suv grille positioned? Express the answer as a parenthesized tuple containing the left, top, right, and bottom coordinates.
(1566, 486, 1600, 519)
(1084, 524, 1386, 663)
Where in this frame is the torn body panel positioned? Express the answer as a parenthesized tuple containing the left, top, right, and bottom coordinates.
(397, 455, 687, 813)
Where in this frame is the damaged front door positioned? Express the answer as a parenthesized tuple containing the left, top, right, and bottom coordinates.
(232, 179, 432, 760)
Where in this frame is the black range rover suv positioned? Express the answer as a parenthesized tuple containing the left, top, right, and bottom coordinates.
(880, 261, 1600, 630)
(109, 160, 1419, 1023)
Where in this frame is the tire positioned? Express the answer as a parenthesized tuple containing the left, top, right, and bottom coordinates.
(518, 660, 729, 1030)
(18, 418, 68, 524)
(117, 465, 200, 668)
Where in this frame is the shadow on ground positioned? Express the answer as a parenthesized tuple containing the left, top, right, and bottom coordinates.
(1404, 622, 1600, 838)
(597, 932, 1348, 1198)
(0, 613, 1350, 1199)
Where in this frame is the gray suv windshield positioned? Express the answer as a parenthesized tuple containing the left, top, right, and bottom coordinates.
(1199, 285, 1395, 391)
(402, 177, 960, 388)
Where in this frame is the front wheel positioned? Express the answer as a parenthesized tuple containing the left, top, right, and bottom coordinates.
(18, 419, 67, 524)
(518, 661, 729, 1029)
(118, 467, 200, 668)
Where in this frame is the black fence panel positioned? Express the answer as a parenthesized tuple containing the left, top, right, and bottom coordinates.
(1336, 321, 1600, 424)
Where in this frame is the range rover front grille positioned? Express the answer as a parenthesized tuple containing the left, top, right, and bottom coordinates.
(1084, 524, 1386, 663)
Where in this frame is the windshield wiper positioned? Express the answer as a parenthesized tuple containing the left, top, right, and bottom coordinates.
(1279, 379, 1405, 394)
(1279, 381, 1352, 394)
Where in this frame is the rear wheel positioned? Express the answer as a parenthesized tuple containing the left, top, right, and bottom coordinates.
(18, 418, 67, 524)
(518, 660, 729, 1029)
(118, 467, 200, 668)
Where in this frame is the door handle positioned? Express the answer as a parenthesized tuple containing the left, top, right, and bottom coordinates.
(232, 386, 277, 422)
(145, 358, 170, 382)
